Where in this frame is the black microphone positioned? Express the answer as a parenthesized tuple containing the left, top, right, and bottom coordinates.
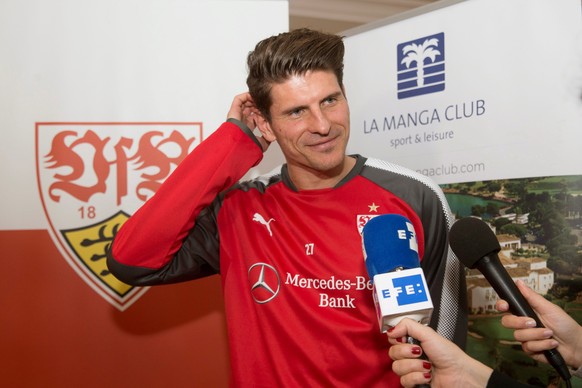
(449, 217, 571, 384)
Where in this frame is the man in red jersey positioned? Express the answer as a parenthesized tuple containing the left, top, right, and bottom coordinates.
(108, 28, 467, 387)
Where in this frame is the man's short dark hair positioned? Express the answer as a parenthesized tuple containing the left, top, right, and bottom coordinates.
(246, 28, 345, 122)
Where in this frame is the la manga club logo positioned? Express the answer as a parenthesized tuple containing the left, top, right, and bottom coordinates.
(397, 32, 445, 99)
(36, 122, 202, 310)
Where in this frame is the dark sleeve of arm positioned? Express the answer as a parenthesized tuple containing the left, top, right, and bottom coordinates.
(486, 370, 535, 388)
(106, 119, 263, 286)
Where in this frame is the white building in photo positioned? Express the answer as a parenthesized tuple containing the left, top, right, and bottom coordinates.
(465, 235, 554, 314)
(497, 234, 522, 257)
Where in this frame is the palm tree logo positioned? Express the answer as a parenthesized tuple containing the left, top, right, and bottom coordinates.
(401, 38, 441, 87)
(397, 32, 445, 99)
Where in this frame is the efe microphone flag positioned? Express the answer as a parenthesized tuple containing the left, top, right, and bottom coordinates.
(362, 214, 433, 332)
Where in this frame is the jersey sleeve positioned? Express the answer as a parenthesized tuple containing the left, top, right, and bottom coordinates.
(361, 158, 468, 347)
(416, 181, 468, 348)
(106, 119, 263, 285)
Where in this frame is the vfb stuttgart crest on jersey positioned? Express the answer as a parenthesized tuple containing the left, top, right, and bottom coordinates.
(36, 122, 202, 310)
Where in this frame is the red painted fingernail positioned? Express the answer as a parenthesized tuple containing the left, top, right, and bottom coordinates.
(424, 372, 432, 379)
(411, 346, 422, 355)
(387, 327, 395, 333)
(423, 361, 431, 370)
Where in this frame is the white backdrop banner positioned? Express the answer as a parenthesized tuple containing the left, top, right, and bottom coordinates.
(0, 0, 288, 230)
(344, 0, 582, 185)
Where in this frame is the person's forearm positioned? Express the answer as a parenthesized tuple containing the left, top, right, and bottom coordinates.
(571, 327, 582, 376)
(108, 120, 262, 274)
(465, 357, 493, 387)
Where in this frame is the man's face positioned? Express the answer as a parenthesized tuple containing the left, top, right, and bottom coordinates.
(260, 70, 351, 182)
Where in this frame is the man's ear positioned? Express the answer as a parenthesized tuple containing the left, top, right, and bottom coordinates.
(255, 115, 277, 143)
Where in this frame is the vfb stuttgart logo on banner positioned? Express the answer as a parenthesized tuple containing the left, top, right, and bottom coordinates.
(36, 122, 202, 310)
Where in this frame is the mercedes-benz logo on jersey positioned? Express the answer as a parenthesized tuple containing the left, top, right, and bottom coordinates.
(248, 263, 280, 304)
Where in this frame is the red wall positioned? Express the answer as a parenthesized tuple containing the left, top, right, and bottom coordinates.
(0, 230, 230, 387)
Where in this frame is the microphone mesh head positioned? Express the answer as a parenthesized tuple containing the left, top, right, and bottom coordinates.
(362, 214, 420, 276)
(448, 217, 501, 268)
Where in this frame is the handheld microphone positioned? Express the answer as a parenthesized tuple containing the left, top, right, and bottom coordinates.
(363, 214, 432, 388)
(449, 217, 571, 384)
(362, 214, 433, 332)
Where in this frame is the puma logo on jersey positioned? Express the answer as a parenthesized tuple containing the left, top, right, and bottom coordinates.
(253, 212, 275, 236)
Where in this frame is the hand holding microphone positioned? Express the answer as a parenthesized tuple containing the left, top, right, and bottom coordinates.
(496, 279, 582, 375)
(387, 318, 494, 388)
(449, 217, 572, 385)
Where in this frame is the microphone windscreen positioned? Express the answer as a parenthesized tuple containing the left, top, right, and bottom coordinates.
(362, 214, 420, 277)
(449, 217, 501, 268)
